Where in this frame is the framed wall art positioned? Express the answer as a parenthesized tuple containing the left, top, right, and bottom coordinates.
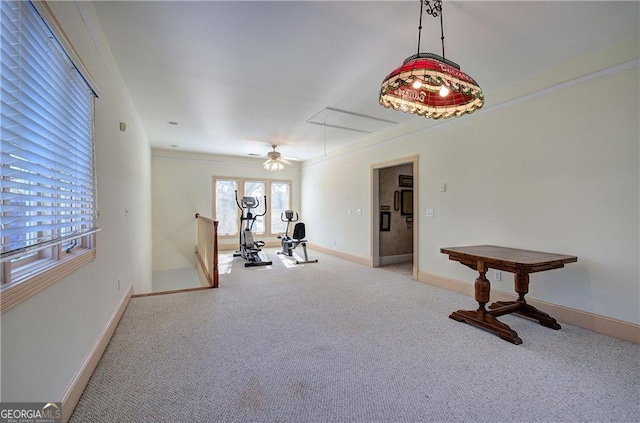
(401, 190, 413, 216)
(380, 211, 391, 231)
(399, 174, 413, 188)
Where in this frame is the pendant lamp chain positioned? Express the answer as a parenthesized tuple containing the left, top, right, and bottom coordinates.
(418, 1, 445, 58)
(418, 1, 446, 63)
(416, 1, 423, 56)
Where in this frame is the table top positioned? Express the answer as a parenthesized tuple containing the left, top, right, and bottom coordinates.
(440, 245, 577, 273)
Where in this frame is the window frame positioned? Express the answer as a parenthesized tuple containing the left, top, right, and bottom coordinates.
(213, 177, 292, 239)
(0, 0, 100, 314)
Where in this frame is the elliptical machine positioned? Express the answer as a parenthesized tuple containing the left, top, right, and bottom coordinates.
(233, 190, 272, 267)
(277, 210, 318, 264)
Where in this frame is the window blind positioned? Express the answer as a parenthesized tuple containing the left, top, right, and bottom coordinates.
(0, 0, 98, 260)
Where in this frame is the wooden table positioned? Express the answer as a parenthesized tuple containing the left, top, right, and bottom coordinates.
(440, 245, 577, 344)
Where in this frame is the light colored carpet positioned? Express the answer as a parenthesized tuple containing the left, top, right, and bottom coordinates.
(71, 248, 640, 422)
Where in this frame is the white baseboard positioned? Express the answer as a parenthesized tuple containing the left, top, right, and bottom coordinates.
(306, 243, 371, 267)
(418, 271, 639, 344)
(60, 286, 133, 422)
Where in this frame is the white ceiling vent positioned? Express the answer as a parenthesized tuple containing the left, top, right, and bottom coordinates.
(306, 107, 397, 134)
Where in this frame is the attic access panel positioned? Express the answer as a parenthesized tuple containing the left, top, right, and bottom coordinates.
(307, 107, 397, 134)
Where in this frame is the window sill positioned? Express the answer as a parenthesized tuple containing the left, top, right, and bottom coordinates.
(0, 248, 96, 314)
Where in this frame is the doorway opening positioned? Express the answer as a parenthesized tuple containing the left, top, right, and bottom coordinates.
(371, 156, 418, 280)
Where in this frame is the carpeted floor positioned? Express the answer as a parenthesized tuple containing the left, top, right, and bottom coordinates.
(70, 248, 640, 422)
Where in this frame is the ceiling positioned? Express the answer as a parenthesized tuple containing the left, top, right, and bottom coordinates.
(91, 1, 638, 162)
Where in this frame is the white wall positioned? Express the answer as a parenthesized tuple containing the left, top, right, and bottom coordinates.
(302, 151, 374, 257)
(302, 45, 639, 325)
(151, 150, 301, 273)
(0, 2, 152, 401)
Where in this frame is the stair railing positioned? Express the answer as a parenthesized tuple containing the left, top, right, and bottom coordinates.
(195, 213, 219, 288)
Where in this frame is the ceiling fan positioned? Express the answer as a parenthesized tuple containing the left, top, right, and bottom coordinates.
(263, 144, 293, 171)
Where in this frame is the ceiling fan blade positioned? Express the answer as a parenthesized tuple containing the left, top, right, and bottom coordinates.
(280, 158, 293, 165)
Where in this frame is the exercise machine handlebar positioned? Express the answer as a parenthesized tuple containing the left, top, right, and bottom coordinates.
(235, 190, 268, 217)
(280, 210, 299, 223)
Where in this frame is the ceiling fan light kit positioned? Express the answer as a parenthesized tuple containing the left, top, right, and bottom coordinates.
(263, 145, 289, 171)
(379, 0, 484, 120)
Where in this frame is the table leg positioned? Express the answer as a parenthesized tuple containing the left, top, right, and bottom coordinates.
(488, 273, 561, 330)
(449, 265, 522, 345)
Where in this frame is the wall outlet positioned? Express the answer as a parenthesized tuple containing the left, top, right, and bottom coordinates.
(117, 279, 121, 291)
(494, 270, 502, 281)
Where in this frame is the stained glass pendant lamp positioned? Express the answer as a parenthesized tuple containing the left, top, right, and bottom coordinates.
(379, 0, 483, 120)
